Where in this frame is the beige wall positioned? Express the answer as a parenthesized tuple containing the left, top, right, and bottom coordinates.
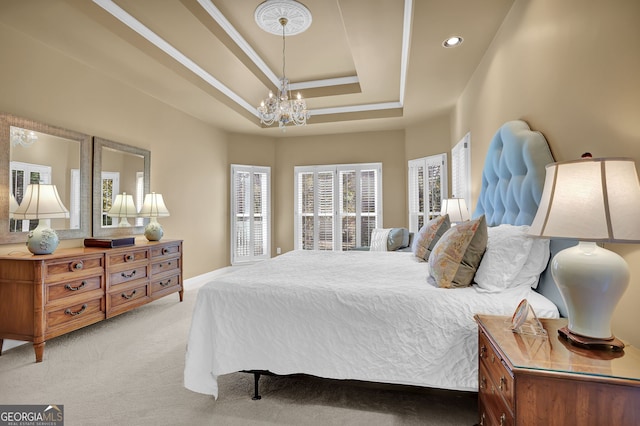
(0, 23, 230, 278)
(274, 130, 406, 253)
(453, 0, 640, 346)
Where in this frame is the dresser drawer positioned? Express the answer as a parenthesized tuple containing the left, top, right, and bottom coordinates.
(150, 242, 181, 260)
(106, 249, 149, 267)
(47, 275, 103, 303)
(150, 257, 180, 277)
(109, 283, 148, 308)
(479, 330, 514, 409)
(44, 254, 104, 281)
(109, 265, 148, 286)
(149, 272, 181, 297)
(46, 297, 105, 333)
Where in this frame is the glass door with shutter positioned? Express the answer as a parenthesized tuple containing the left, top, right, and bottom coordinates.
(231, 165, 271, 265)
(295, 163, 382, 251)
(408, 154, 447, 234)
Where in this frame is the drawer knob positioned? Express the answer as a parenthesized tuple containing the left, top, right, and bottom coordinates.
(65, 304, 87, 316)
(479, 413, 485, 426)
(500, 413, 506, 426)
(124, 254, 134, 262)
(159, 279, 172, 287)
(480, 344, 486, 359)
(499, 376, 506, 391)
(161, 247, 169, 255)
(121, 289, 138, 300)
(491, 353, 495, 363)
(479, 376, 486, 390)
(65, 281, 87, 291)
(70, 261, 84, 271)
(121, 270, 137, 279)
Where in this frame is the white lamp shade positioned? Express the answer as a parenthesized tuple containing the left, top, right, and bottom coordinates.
(440, 198, 470, 223)
(13, 184, 70, 220)
(107, 192, 138, 218)
(529, 158, 640, 242)
(138, 192, 170, 218)
(9, 193, 19, 218)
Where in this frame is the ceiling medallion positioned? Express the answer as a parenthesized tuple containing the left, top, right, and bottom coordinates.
(255, 0, 311, 129)
(255, 0, 312, 36)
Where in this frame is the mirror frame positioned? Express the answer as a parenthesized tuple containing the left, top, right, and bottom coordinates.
(0, 113, 92, 244)
(92, 137, 150, 238)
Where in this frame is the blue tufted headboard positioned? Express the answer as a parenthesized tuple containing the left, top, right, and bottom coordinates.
(472, 120, 569, 316)
(473, 120, 554, 226)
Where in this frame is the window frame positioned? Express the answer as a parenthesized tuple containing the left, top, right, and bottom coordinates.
(407, 154, 448, 234)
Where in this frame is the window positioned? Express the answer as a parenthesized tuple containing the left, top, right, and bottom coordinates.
(231, 165, 271, 265)
(451, 133, 471, 209)
(408, 154, 447, 234)
(295, 163, 382, 251)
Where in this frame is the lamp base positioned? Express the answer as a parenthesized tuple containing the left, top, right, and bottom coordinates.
(558, 326, 625, 352)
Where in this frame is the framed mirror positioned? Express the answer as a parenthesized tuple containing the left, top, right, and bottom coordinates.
(92, 137, 150, 238)
(0, 113, 91, 244)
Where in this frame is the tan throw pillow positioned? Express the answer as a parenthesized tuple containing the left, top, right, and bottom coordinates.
(428, 215, 488, 288)
(412, 215, 451, 261)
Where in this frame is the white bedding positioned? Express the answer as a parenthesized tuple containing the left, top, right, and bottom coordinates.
(184, 250, 559, 398)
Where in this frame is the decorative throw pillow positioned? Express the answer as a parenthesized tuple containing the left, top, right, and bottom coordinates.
(387, 227, 410, 251)
(428, 215, 488, 288)
(412, 215, 451, 261)
(474, 224, 535, 292)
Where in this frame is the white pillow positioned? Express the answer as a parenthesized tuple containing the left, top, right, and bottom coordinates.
(474, 224, 534, 292)
(512, 237, 550, 289)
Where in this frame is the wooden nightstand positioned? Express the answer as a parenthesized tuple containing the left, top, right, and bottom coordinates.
(475, 314, 640, 426)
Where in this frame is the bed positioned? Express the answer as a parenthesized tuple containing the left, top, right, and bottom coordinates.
(184, 120, 566, 398)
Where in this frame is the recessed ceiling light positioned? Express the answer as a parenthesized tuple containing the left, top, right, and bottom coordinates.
(443, 36, 463, 48)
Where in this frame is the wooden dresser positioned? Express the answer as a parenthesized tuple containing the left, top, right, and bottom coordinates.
(0, 239, 182, 362)
(475, 314, 640, 425)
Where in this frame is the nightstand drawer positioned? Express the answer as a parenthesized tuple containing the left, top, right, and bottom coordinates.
(479, 389, 513, 426)
(479, 329, 514, 408)
(47, 275, 103, 303)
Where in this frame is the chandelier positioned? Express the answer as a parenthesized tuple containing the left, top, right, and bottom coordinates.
(10, 127, 38, 147)
(256, 1, 311, 129)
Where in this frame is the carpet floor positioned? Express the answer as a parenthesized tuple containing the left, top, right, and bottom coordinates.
(0, 286, 478, 425)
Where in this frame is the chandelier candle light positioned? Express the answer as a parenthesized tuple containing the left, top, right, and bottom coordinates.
(256, 0, 311, 129)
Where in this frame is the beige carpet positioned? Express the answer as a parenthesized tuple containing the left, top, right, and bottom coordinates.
(0, 286, 477, 426)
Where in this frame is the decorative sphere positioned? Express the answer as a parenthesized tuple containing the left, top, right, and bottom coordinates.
(26, 226, 60, 255)
(144, 221, 164, 241)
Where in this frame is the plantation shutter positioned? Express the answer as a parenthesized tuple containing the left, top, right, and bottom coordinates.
(231, 165, 271, 265)
(407, 154, 447, 233)
(451, 133, 471, 208)
(295, 163, 382, 251)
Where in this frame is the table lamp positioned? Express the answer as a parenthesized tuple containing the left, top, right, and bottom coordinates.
(107, 192, 138, 227)
(138, 192, 170, 241)
(12, 183, 70, 254)
(528, 157, 640, 350)
(441, 198, 470, 224)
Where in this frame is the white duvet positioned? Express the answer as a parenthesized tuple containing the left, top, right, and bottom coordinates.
(184, 250, 559, 398)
